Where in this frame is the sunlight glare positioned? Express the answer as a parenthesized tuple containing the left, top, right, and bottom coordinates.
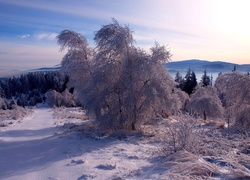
(213, 0, 250, 39)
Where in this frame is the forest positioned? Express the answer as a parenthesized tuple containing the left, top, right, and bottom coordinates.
(0, 71, 69, 109)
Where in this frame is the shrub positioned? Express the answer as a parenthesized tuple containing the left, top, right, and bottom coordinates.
(159, 114, 199, 155)
(0, 97, 7, 110)
(215, 72, 250, 111)
(215, 72, 250, 128)
(46, 89, 76, 107)
(185, 85, 224, 119)
(235, 105, 250, 130)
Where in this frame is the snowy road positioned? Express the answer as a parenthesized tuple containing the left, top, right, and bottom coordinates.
(0, 106, 83, 180)
(0, 106, 162, 180)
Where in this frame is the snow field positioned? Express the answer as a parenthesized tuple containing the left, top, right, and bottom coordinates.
(1, 106, 250, 179)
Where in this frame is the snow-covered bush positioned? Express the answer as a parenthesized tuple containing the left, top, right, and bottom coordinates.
(163, 150, 218, 178)
(46, 89, 75, 107)
(46, 90, 60, 107)
(61, 89, 76, 107)
(215, 72, 250, 128)
(171, 88, 189, 113)
(11, 105, 32, 120)
(159, 114, 200, 155)
(0, 97, 7, 110)
(57, 19, 180, 131)
(215, 72, 250, 107)
(235, 105, 250, 130)
(185, 85, 224, 119)
(16, 94, 28, 107)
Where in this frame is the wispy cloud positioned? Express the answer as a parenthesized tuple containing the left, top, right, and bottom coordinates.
(18, 32, 58, 41)
(34, 33, 58, 40)
(0, 0, 187, 35)
(18, 34, 30, 39)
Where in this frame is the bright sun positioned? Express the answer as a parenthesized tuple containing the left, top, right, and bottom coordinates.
(213, 0, 250, 39)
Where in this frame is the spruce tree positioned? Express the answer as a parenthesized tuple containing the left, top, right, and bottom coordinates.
(175, 71, 184, 89)
(182, 68, 197, 95)
(175, 71, 182, 83)
(200, 69, 211, 87)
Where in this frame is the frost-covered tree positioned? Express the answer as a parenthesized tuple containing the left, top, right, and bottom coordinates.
(0, 71, 68, 108)
(17, 94, 28, 108)
(185, 85, 224, 119)
(215, 72, 250, 128)
(0, 83, 5, 98)
(172, 88, 189, 112)
(215, 72, 250, 111)
(57, 29, 94, 100)
(46, 89, 75, 107)
(57, 19, 179, 130)
(0, 97, 7, 110)
(236, 106, 250, 129)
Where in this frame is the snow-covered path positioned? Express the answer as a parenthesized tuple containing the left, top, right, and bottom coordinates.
(0, 106, 83, 180)
(0, 106, 162, 180)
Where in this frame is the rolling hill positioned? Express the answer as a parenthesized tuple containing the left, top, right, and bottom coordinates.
(166, 59, 250, 73)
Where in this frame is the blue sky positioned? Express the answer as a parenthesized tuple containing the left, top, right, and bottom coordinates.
(0, 0, 250, 70)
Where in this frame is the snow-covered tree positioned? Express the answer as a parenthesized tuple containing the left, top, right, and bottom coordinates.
(57, 19, 179, 130)
(172, 88, 189, 112)
(17, 94, 28, 108)
(0, 97, 7, 110)
(46, 89, 75, 107)
(185, 85, 224, 119)
(57, 29, 94, 101)
(215, 72, 250, 112)
(215, 72, 250, 128)
(0, 71, 69, 108)
(0, 84, 3, 97)
(236, 106, 250, 129)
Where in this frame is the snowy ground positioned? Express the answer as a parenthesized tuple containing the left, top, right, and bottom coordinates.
(1, 105, 250, 180)
(0, 105, 164, 180)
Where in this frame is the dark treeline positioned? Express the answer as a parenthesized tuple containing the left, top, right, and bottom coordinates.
(175, 68, 212, 95)
(0, 71, 68, 109)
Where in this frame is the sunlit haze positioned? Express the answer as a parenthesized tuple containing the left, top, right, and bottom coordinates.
(0, 0, 249, 70)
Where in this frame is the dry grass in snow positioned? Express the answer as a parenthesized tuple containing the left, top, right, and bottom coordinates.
(0, 106, 34, 127)
(50, 108, 250, 179)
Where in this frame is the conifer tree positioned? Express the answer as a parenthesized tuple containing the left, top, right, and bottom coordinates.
(182, 68, 197, 95)
(175, 71, 185, 89)
(200, 69, 211, 87)
(175, 71, 182, 83)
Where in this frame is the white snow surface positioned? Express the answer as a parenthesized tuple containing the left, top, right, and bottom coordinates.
(0, 105, 164, 180)
(1, 105, 249, 180)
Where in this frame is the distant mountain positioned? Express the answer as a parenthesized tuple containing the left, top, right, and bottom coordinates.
(31, 67, 60, 72)
(166, 59, 250, 73)
(0, 67, 60, 78)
